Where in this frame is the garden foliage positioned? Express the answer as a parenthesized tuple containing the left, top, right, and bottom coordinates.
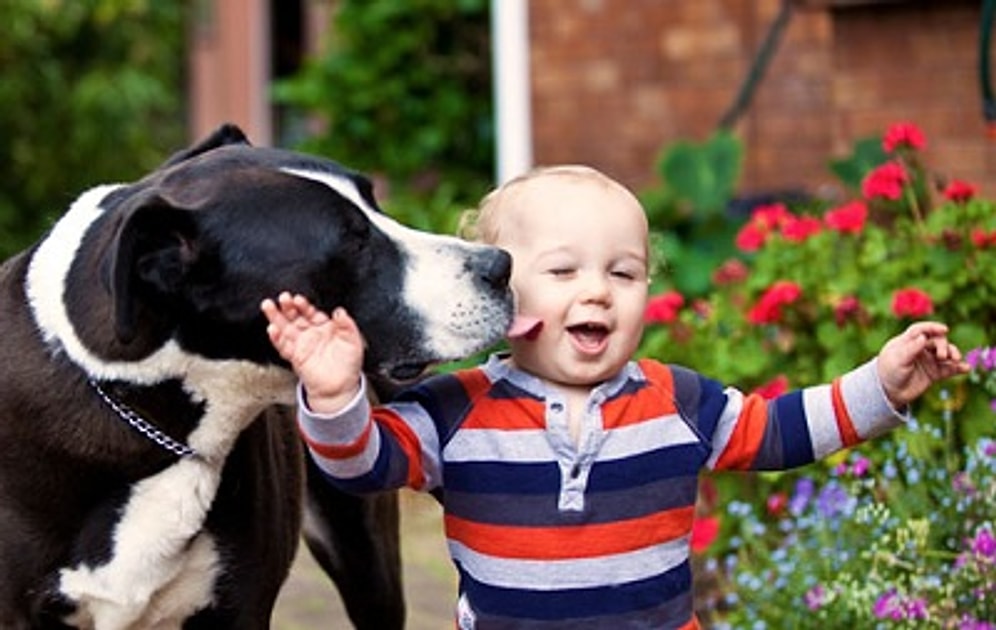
(0, 0, 185, 259)
(640, 122, 995, 627)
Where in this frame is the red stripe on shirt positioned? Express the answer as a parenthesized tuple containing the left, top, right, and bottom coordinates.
(831, 377, 861, 447)
(444, 505, 695, 560)
(301, 417, 374, 460)
(713, 394, 769, 470)
(373, 408, 426, 489)
(603, 361, 678, 429)
(461, 396, 546, 431)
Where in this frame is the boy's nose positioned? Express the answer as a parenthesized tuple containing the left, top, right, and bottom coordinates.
(579, 272, 612, 304)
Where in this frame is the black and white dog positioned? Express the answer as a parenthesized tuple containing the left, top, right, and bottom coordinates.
(0, 124, 513, 629)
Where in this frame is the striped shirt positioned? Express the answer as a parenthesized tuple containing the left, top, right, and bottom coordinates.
(298, 354, 903, 628)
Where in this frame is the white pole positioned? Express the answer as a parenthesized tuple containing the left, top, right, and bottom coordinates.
(491, 0, 533, 184)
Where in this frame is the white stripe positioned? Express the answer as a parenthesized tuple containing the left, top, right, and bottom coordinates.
(313, 428, 383, 480)
(706, 387, 743, 469)
(444, 428, 552, 463)
(599, 415, 701, 461)
(841, 359, 906, 438)
(388, 401, 443, 489)
(449, 535, 690, 590)
(803, 384, 842, 459)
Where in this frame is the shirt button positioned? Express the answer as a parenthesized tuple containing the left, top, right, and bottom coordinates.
(570, 464, 581, 479)
(550, 402, 564, 413)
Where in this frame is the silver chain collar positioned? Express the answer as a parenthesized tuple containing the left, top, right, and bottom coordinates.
(89, 379, 198, 459)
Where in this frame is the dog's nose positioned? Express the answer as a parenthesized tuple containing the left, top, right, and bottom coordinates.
(477, 249, 512, 291)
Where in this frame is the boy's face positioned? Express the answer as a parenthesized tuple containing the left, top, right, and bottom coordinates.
(495, 176, 649, 388)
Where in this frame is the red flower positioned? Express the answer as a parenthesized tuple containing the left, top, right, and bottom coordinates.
(891, 287, 934, 318)
(712, 258, 749, 285)
(751, 375, 789, 400)
(833, 295, 863, 327)
(824, 201, 868, 234)
(735, 203, 793, 252)
(734, 222, 767, 252)
(690, 515, 720, 553)
(766, 492, 788, 517)
(644, 291, 685, 324)
(781, 215, 823, 243)
(971, 228, 996, 248)
(943, 179, 976, 203)
(862, 162, 909, 201)
(882, 121, 927, 153)
(747, 281, 802, 324)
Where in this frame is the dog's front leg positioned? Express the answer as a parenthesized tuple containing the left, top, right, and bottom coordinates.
(57, 458, 223, 630)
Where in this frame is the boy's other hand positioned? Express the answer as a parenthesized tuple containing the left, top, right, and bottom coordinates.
(261, 292, 364, 414)
(877, 321, 970, 409)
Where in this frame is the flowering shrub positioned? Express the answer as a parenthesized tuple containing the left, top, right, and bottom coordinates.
(641, 121, 995, 436)
(713, 431, 996, 628)
(639, 122, 995, 625)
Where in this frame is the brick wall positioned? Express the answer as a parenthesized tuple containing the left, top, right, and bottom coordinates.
(528, 0, 995, 198)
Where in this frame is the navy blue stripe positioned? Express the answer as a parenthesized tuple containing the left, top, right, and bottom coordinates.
(775, 390, 814, 468)
(397, 373, 471, 444)
(459, 558, 693, 620)
(444, 474, 699, 526)
(589, 442, 707, 491)
(445, 460, 561, 494)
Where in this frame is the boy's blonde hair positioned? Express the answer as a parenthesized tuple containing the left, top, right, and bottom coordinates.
(458, 164, 638, 245)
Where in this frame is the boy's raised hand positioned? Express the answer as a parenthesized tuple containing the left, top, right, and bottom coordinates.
(261, 292, 364, 414)
(876, 321, 970, 409)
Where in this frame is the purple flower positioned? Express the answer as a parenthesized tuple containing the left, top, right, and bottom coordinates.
(971, 528, 996, 558)
(816, 483, 852, 519)
(790, 478, 814, 515)
(967, 346, 995, 370)
(952, 472, 976, 496)
(851, 456, 870, 477)
(804, 584, 826, 610)
(873, 590, 901, 619)
(960, 616, 996, 630)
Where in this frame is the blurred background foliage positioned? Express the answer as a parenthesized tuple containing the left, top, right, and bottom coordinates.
(273, 0, 494, 234)
(0, 0, 186, 260)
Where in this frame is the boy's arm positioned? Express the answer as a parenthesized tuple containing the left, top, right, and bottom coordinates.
(702, 322, 968, 472)
(262, 292, 440, 491)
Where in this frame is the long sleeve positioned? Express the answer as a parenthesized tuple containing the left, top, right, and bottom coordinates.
(297, 375, 444, 493)
(675, 358, 908, 472)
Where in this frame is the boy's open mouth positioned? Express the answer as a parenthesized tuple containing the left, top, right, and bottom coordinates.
(568, 322, 609, 352)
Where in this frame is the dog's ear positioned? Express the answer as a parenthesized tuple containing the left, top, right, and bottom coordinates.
(110, 194, 199, 343)
(161, 123, 251, 168)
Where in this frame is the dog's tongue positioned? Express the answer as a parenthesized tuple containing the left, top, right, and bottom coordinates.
(507, 315, 543, 341)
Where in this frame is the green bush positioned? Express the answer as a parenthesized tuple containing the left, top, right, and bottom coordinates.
(0, 0, 185, 259)
(272, 0, 493, 232)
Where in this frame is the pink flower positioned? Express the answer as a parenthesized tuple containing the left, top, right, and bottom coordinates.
(766, 492, 788, 517)
(882, 121, 927, 153)
(690, 515, 720, 553)
(780, 215, 823, 243)
(644, 291, 684, 324)
(748, 281, 802, 324)
(943, 179, 976, 203)
(824, 201, 868, 234)
(891, 287, 934, 318)
(862, 162, 909, 201)
(712, 259, 749, 285)
(833, 295, 864, 327)
(735, 203, 793, 252)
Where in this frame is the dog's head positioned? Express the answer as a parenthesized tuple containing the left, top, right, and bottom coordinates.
(32, 125, 513, 381)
